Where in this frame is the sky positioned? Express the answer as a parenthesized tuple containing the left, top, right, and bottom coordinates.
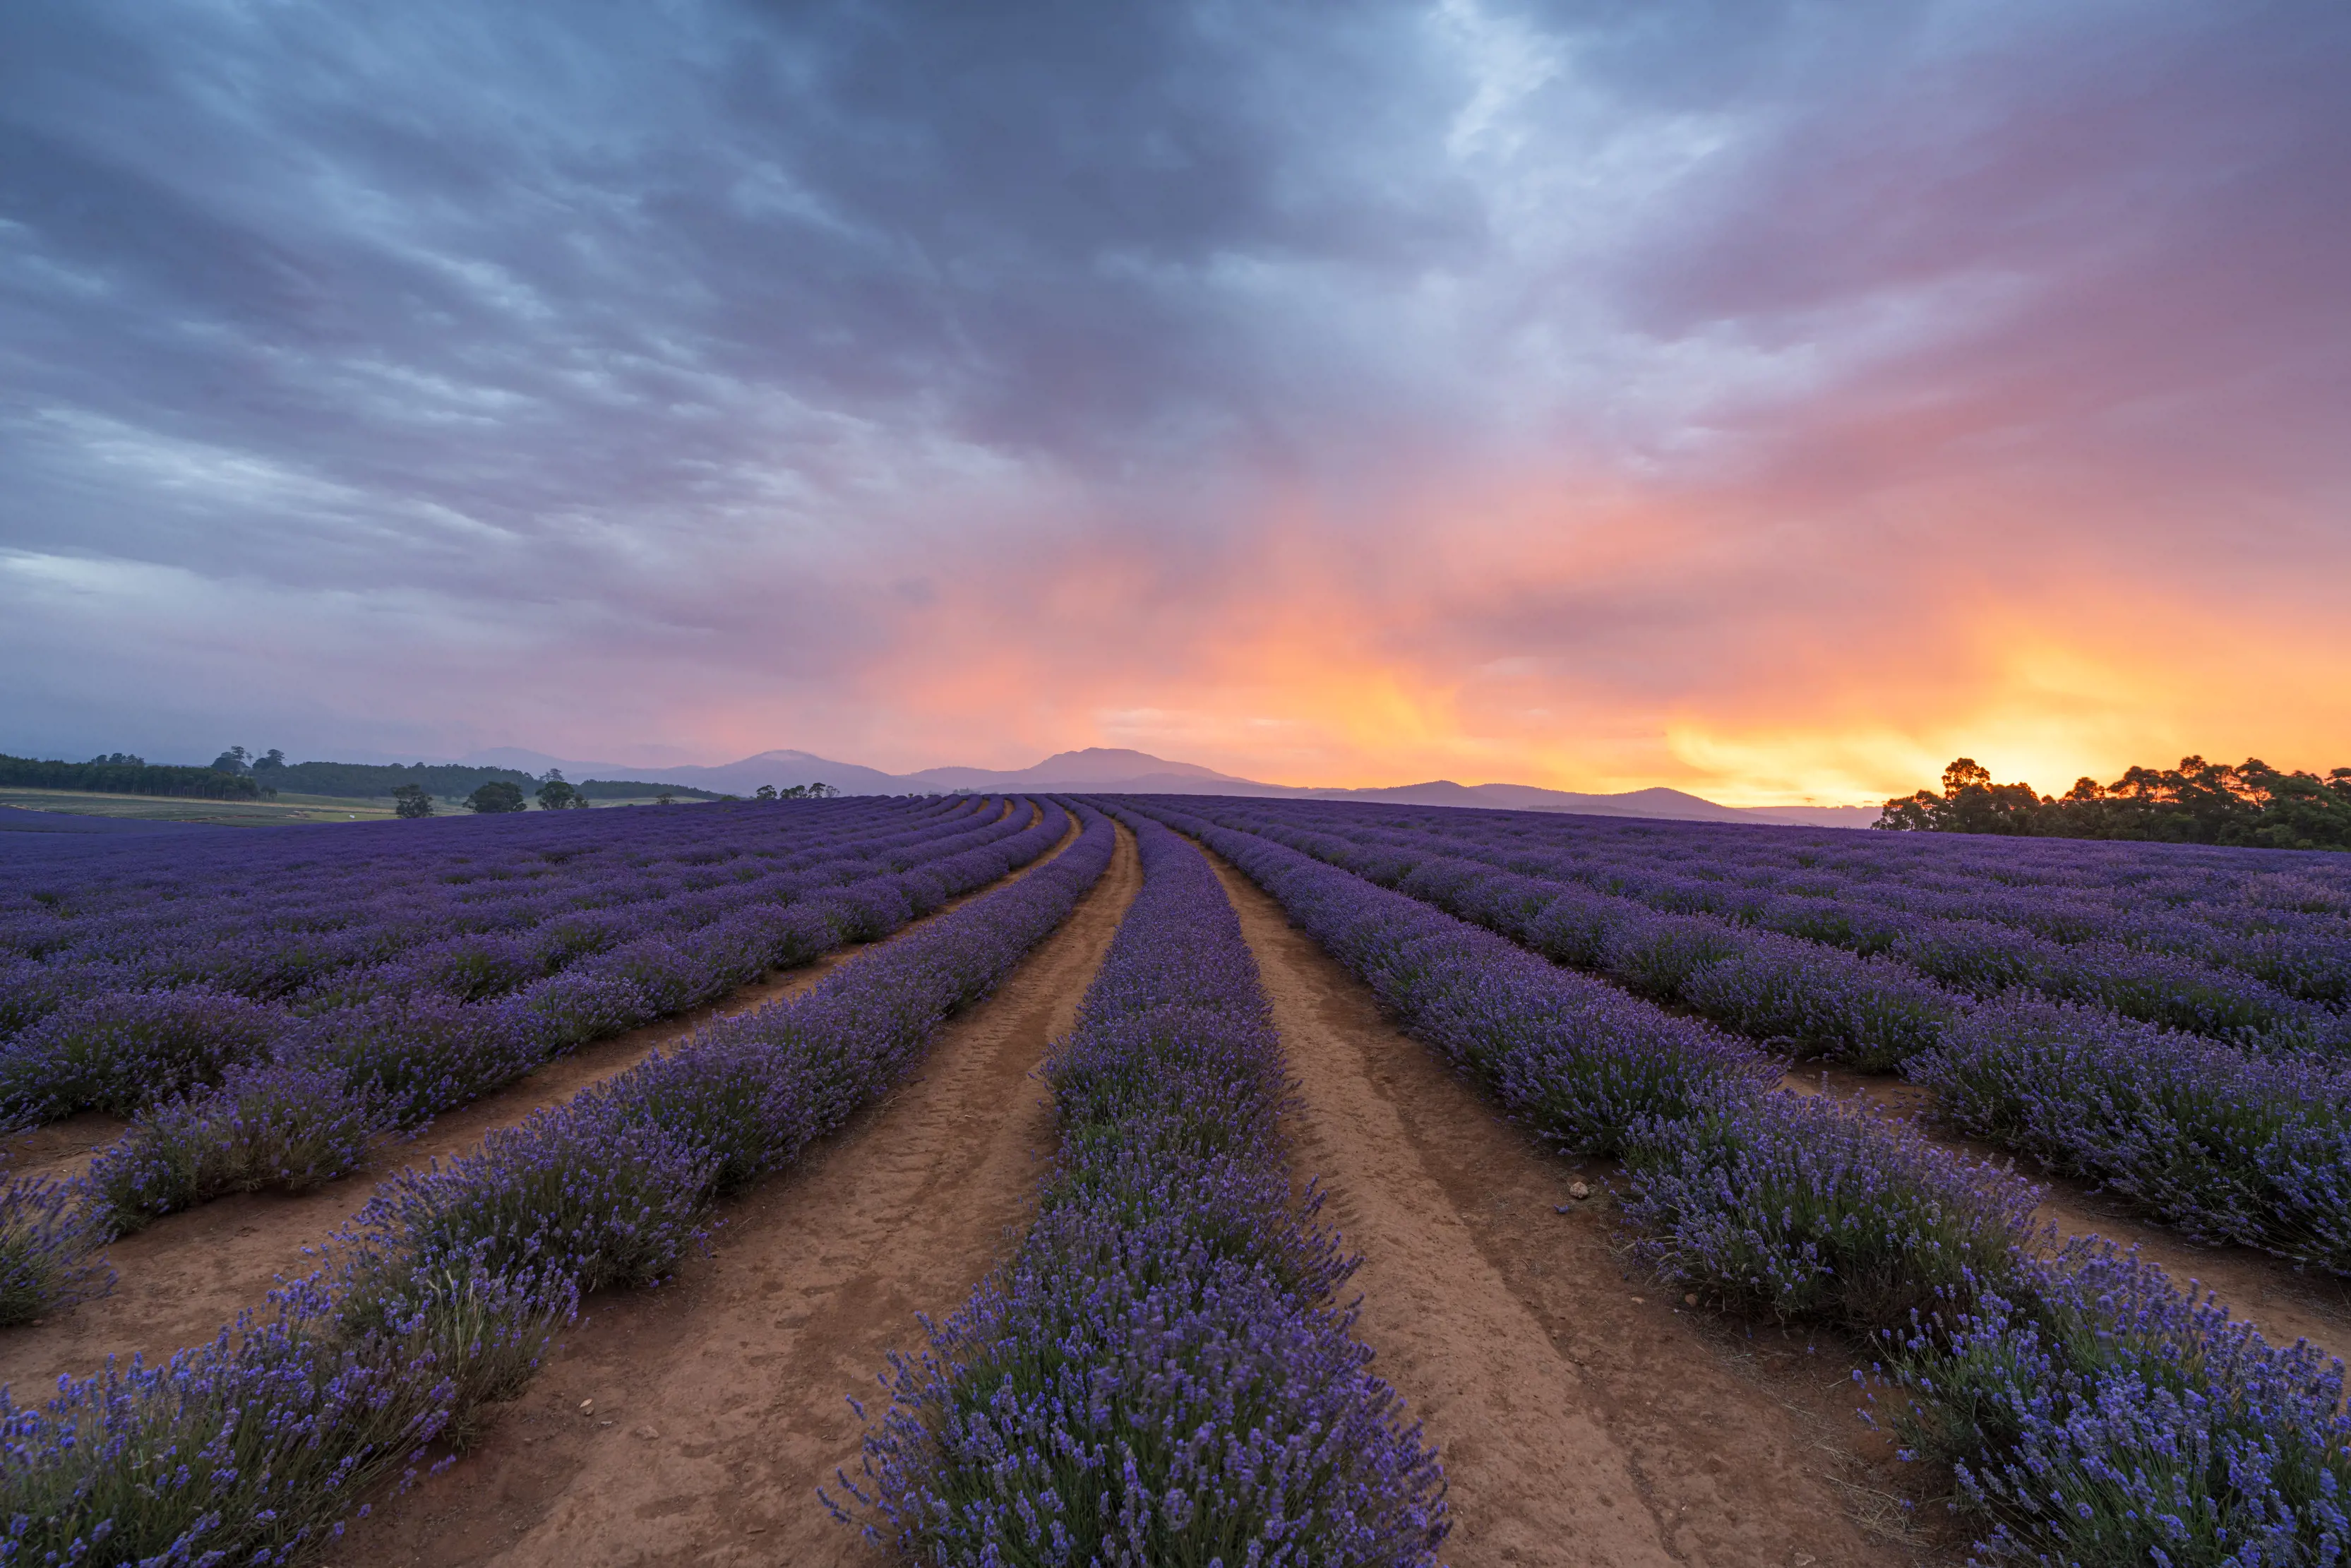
(2, 1, 2346, 806)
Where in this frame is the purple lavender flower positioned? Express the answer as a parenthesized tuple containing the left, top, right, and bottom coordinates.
(90, 1058, 382, 1232)
(837, 811, 1446, 1564)
(0, 1166, 114, 1324)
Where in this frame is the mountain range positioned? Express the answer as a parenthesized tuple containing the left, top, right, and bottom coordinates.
(460, 746, 1877, 828)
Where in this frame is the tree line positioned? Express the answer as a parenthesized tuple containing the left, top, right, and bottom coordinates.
(1, 748, 735, 810)
(239, 751, 543, 799)
(1877, 756, 2351, 851)
(0, 753, 267, 801)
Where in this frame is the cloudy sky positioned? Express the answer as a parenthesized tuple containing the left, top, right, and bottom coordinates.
(3, 1, 2345, 802)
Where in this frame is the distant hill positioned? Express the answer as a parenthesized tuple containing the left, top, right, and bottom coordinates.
(1288, 779, 1877, 828)
(11, 738, 1879, 824)
(909, 748, 1252, 790)
(453, 743, 1875, 826)
(462, 747, 907, 797)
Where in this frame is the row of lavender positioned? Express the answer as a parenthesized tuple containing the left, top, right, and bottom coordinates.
(1344, 798, 2351, 919)
(1214, 801, 2351, 1041)
(0, 796, 997, 1126)
(0, 795, 995, 1066)
(1, 802, 1118, 1564)
(1116, 800, 2351, 1564)
(831, 810, 1446, 1563)
(0, 794, 979, 1010)
(0, 798, 1070, 1319)
(1171, 798, 2351, 1274)
(1495, 803, 2351, 1017)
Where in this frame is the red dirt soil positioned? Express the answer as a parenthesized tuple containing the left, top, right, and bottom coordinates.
(323, 821, 1144, 1568)
(0, 807, 1077, 1396)
(1212, 854, 1945, 1568)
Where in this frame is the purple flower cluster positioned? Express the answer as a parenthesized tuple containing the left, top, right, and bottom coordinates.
(4, 987, 289, 1122)
(88, 1060, 383, 1234)
(4, 803, 1116, 1562)
(834, 811, 1447, 1564)
(1113, 798, 2351, 1563)
(1622, 1087, 2039, 1327)
(1889, 1239, 2351, 1564)
(1168, 798, 2351, 1284)
(1115, 801, 2027, 1329)
(1182, 798, 2351, 1053)
(8, 798, 1077, 1252)
(0, 1169, 112, 1327)
(1917, 997, 2351, 1271)
(1, 1267, 571, 1567)
(334, 799, 1115, 1319)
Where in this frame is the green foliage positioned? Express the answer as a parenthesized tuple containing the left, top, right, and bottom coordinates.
(0, 753, 263, 801)
(465, 781, 527, 814)
(390, 784, 434, 819)
(570, 778, 724, 801)
(532, 774, 584, 810)
(1879, 755, 2351, 850)
(265, 760, 537, 799)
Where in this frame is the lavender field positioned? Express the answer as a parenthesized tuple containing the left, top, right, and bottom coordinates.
(1, 795, 1067, 1250)
(4, 795, 2350, 1565)
(1114, 796, 2351, 1565)
(1137, 797, 2351, 1274)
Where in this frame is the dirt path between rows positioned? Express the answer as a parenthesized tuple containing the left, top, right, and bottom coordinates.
(325, 820, 1142, 1568)
(1212, 854, 1946, 1568)
(1787, 1065, 2351, 1363)
(0, 808, 1077, 1396)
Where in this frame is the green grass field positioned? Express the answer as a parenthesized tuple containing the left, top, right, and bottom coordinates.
(0, 786, 719, 827)
(0, 787, 402, 825)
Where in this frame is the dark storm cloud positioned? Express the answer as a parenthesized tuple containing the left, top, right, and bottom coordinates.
(0, 0, 2345, 789)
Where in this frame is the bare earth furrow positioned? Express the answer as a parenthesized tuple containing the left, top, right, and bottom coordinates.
(325, 821, 1144, 1568)
(1211, 851, 1933, 1568)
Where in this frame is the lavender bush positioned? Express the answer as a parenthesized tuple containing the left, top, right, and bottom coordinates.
(0, 1266, 572, 1566)
(90, 1060, 380, 1233)
(1620, 1086, 2040, 1328)
(337, 799, 1114, 1323)
(1109, 797, 2351, 1564)
(1916, 998, 2351, 1270)
(304, 990, 547, 1129)
(4, 987, 286, 1125)
(4, 803, 1118, 1560)
(834, 811, 1446, 1564)
(27, 798, 1079, 1237)
(1889, 1240, 2351, 1565)
(0, 1168, 112, 1325)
